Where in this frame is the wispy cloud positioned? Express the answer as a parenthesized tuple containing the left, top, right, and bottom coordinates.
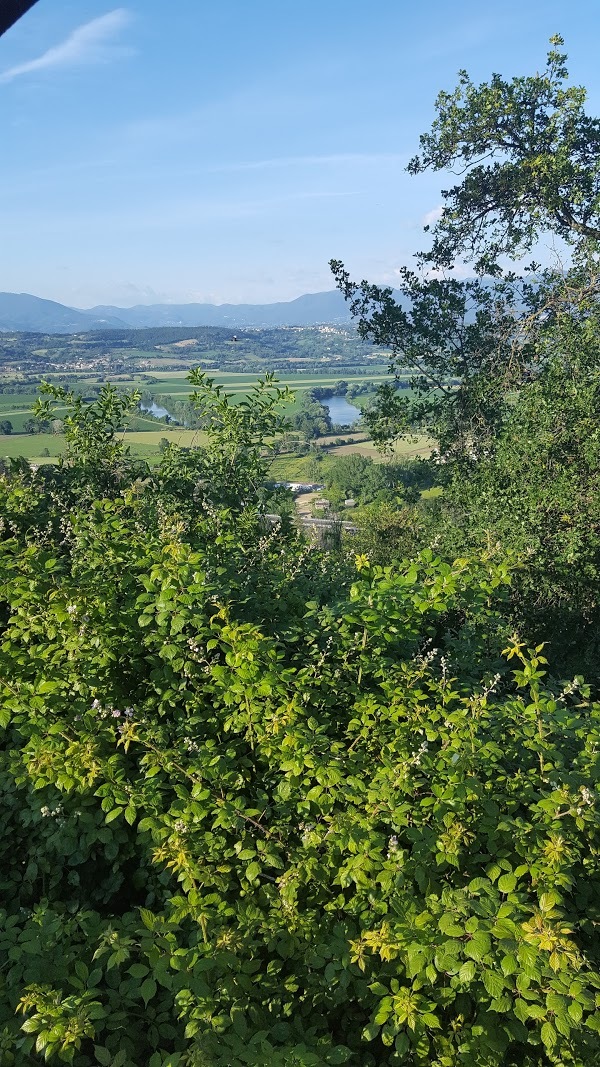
(0, 9, 133, 84)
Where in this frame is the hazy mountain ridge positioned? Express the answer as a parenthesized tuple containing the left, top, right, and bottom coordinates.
(0, 290, 377, 334)
(88, 291, 357, 328)
(0, 293, 130, 333)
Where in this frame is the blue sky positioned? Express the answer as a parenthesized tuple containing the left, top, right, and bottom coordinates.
(0, 0, 598, 308)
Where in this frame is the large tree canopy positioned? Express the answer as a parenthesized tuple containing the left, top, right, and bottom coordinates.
(331, 39, 600, 678)
(408, 36, 600, 273)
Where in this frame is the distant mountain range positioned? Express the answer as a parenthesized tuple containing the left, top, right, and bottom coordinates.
(0, 290, 371, 334)
(0, 292, 129, 333)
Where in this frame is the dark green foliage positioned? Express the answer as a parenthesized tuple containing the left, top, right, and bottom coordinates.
(1, 375, 600, 1066)
(320, 454, 429, 505)
(289, 392, 332, 439)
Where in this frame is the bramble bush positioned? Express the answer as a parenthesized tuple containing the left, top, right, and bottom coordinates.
(1, 378, 600, 1066)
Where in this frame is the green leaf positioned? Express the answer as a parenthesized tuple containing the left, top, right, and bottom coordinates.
(438, 913, 463, 936)
(568, 1001, 583, 1023)
(541, 1021, 557, 1048)
(498, 873, 517, 894)
(501, 953, 518, 976)
(362, 1023, 380, 1042)
(140, 977, 157, 1006)
(421, 1012, 441, 1028)
(514, 999, 530, 1024)
(483, 970, 506, 1000)
(517, 943, 538, 977)
(458, 961, 476, 983)
(105, 807, 123, 824)
(369, 982, 389, 997)
(465, 931, 491, 961)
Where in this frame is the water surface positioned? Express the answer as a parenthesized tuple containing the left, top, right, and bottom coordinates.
(324, 396, 361, 426)
(140, 401, 172, 419)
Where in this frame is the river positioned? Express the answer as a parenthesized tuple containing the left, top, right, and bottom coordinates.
(140, 401, 171, 419)
(324, 396, 361, 426)
(140, 394, 362, 429)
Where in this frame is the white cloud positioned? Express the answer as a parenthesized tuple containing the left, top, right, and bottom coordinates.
(0, 9, 133, 84)
(422, 204, 444, 228)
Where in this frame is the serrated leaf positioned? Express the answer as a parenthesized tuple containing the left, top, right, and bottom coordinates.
(539, 891, 560, 912)
(501, 953, 518, 976)
(374, 1006, 391, 1025)
(517, 943, 538, 976)
(546, 993, 566, 1014)
(555, 1013, 571, 1037)
(483, 970, 506, 999)
(568, 1001, 583, 1023)
(421, 1012, 441, 1028)
(468, 876, 491, 894)
(459, 961, 476, 983)
(498, 873, 517, 893)
(438, 913, 464, 936)
(514, 999, 530, 1024)
(465, 930, 491, 961)
(139, 908, 156, 930)
(541, 1021, 557, 1048)
(395, 1033, 410, 1055)
(493, 918, 517, 940)
(527, 1004, 546, 1020)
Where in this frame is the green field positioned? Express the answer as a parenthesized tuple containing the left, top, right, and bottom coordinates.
(0, 368, 414, 465)
(267, 435, 432, 481)
(0, 433, 65, 460)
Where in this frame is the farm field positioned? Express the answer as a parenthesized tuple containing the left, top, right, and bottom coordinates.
(144, 368, 389, 383)
(267, 434, 432, 482)
(136, 369, 395, 400)
(0, 432, 65, 461)
(328, 437, 430, 458)
(0, 368, 420, 465)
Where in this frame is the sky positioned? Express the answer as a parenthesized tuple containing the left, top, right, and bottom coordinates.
(0, 0, 599, 308)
